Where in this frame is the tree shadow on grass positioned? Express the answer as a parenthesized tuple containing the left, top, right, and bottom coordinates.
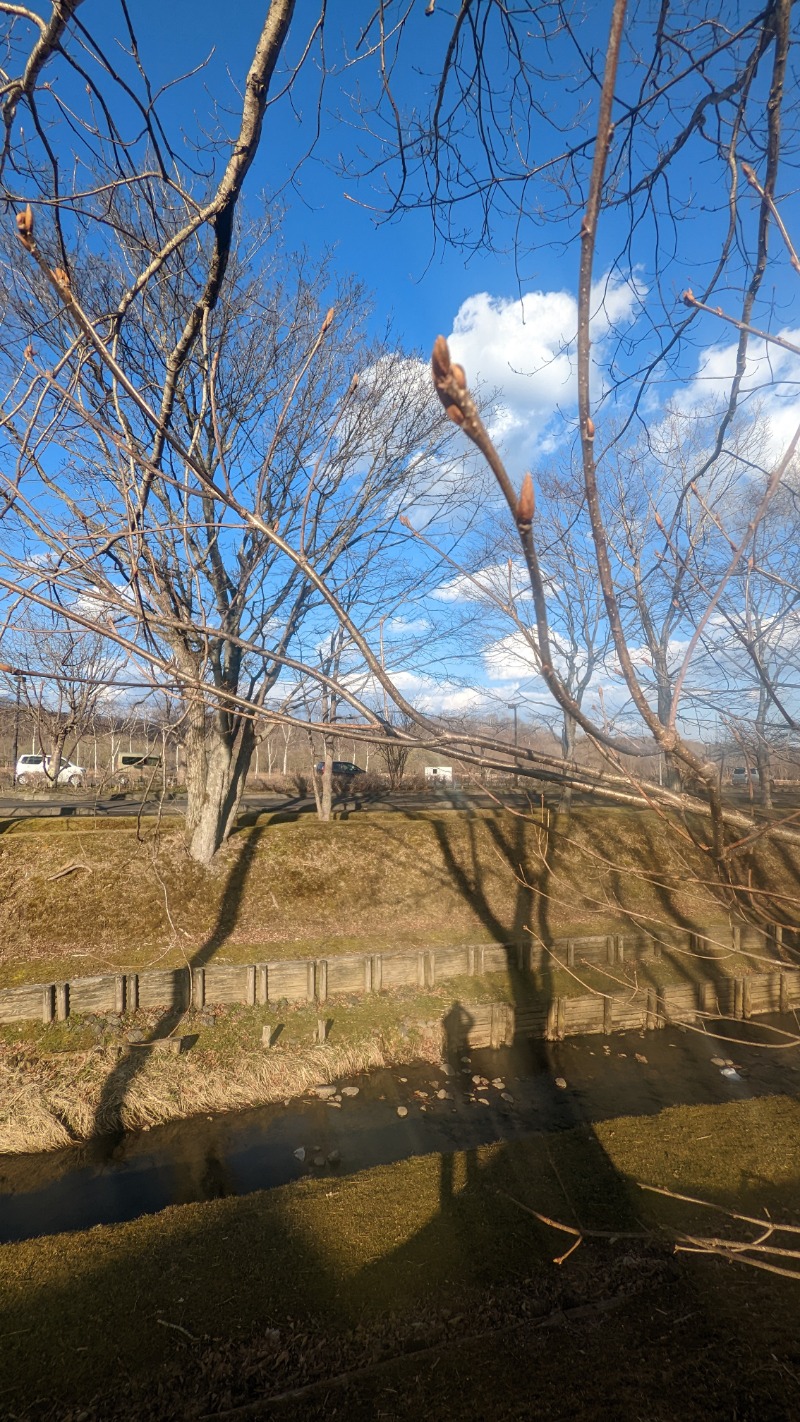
(90, 826, 266, 1142)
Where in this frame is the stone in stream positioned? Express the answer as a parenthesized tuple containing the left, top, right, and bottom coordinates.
(437, 1089, 452, 1101)
(314, 1085, 337, 1100)
(554, 1077, 567, 1089)
(341, 1086, 359, 1097)
(293, 1147, 305, 1162)
(491, 1079, 505, 1090)
(501, 1092, 515, 1103)
(327, 1148, 341, 1166)
(313, 1153, 326, 1168)
(711, 1056, 726, 1067)
(397, 1106, 408, 1118)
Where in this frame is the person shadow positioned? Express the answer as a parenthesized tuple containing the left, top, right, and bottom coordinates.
(440, 1001, 478, 1208)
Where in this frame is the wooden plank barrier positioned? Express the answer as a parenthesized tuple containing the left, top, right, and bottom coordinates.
(1, 930, 799, 1041)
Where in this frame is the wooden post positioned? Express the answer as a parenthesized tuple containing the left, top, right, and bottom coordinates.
(780, 972, 790, 1014)
(603, 995, 613, 1035)
(567, 940, 575, 968)
(257, 963, 268, 1005)
(615, 935, 625, 965)
(261, 1023, 275, 1048)
(372, 953, 383, 992)
(56, 982, 69, 1021)
(246, 964, 256, 1007)
(417, 951, 427, 989)
(114, 974, 126, 1015)
(557, 996, 566, 1040)
(606, 935, 616, 965)
(364, 955, 373, 992)
(734, 977, 744, 1020)
(742, 976, 752, 1020)
(125, 972, 139, 1013)
(774, 924, 784, 956)
(545, 999, 558, 1041)
(427, 951, 435, 989)
(42, 983, 55, 1025)
(306, 960, 315, 1002)
(645, 987, 658, 1031)
(315, 959, 328, 1004)
(192, 967, 205, 1011)
(317, 1017, 330, 1043)
(732, 924, 742, 955)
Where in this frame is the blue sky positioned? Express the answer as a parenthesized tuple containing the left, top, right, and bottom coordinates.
(11, 1, 800, 737)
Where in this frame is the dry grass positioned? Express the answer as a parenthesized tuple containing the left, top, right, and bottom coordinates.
(1, 806, 794, 989)
(0, 994, 449, 1154)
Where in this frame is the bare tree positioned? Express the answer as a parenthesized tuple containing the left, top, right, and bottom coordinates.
(0, 613, 118, 784)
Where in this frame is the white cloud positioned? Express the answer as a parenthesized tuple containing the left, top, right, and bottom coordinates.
(675, 330, 800, 460)
(446, 273, 644, 472)
(432, 560, 533, 605)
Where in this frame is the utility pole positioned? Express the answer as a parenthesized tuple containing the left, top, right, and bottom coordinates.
(0, 665, 24, 788)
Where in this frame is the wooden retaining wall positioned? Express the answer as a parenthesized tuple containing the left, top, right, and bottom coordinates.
(454, 967, 800, 1049)
(0, 921, 797, 1028)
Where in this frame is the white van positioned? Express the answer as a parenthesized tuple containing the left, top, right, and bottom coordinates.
(15, 754, 85, 787)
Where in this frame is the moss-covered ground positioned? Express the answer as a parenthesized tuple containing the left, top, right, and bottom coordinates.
(2, 1095, 800, 1419)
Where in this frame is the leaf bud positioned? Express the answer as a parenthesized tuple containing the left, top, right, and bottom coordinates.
(516, 472, 535, 527)
(15, 205, 34, 247)
(431, 334, 451, 384)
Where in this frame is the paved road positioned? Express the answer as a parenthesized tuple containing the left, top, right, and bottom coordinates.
(0, 788, 494, 820)
(0, 786, 795, 821)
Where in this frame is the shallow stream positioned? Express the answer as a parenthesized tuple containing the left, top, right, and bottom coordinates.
(2, 1014, 799, 1244)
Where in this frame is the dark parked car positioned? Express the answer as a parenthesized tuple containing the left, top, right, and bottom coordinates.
(314, 761, 365, 776)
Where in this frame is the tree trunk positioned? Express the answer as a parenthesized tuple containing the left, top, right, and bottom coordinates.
(184, 701, 255, 865)
(560, 712, 576, 811)
(756, 742, 773, 810)
(319, 737, 334, 822)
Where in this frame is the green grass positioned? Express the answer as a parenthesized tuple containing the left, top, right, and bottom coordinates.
(2, 1095, 800, 1417)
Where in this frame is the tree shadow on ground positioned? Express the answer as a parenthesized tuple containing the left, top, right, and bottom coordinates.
(89, 827, 266, 1141)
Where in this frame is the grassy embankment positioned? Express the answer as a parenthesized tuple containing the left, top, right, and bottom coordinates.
(1, 806, 797, 1151)
(2, 1095, 800, 1420)
(1, 804, 793, 986)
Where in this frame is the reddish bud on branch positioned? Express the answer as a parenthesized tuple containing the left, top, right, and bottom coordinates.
(585, 416, 595, 439)
(516, 472, 535, 528)
(445, 404, 464, 425)
(431, 334, 451, 383)
(682, 288, 696, 307)
(321, 306, 335, 334)
(452, 363, 467, 390)
(52, 266, 71, 289)
(15, 205, 33, 249)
